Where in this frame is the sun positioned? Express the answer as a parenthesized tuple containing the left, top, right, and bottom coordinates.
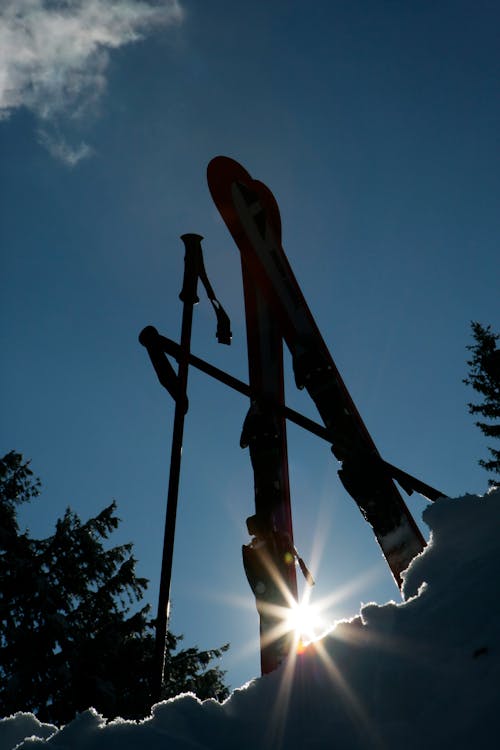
(284, 597, 325, 647)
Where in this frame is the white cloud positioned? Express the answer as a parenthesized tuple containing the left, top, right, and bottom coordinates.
(0, 0, 183, 163)
(37, 127, 94, 166)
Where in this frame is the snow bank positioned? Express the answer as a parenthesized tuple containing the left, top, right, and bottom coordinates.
(0, 714, 57, 749)
(3, 490, 499, 750)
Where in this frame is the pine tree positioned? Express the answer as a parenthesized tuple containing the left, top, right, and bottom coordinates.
(464, 322, 500, 486)
(0, 452, 229, 724)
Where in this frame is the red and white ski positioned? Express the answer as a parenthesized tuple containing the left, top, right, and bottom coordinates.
(207, 156, 426, 588)
(240, 263, 299, 673)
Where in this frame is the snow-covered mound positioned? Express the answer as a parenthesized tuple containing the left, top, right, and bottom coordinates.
(2, 489, 499, 750)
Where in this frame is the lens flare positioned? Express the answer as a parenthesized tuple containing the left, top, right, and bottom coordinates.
(285, 598, 324, 646)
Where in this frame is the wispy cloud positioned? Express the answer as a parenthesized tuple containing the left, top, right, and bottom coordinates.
(37, 128, 94, 166)
(0, 0, 184, 164)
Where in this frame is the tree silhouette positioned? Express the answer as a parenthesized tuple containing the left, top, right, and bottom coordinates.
(464, 322, 500, 485)
(0, 451, 229, 724)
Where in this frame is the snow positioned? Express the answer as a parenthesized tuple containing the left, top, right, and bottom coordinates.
(2, 489, 499, 750)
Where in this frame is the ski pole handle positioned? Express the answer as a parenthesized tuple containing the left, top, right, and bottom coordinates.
(139, 326, 188, 413)
(179, 234, 203, 304)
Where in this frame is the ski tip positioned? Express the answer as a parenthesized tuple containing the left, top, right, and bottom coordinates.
(207, 155, 252, 185)
(254, 179, 282, 241)
(207, 157, 282, 241)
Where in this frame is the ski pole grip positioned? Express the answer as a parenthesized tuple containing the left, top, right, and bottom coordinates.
(138, 324, 160, 349)
(139, 326, 188, 413)
(179, 233, 203, 304)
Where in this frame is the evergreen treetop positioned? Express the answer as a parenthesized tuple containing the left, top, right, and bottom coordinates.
(464, 322, 500, 485)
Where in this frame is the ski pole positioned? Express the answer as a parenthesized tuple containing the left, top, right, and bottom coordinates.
(150, 234, 202, 705)
(140, 329, 444, 504)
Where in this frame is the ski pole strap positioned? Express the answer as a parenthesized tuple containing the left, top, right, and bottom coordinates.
(296, 551, 315, 586)
(197, 252, 232, 345)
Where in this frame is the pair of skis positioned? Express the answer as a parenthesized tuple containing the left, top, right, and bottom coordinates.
(207, 157, 442, 673)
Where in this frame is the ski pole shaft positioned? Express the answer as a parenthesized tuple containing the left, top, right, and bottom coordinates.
(140, 330, 445, 505)
(146, 331, 334, 442)
(151, 234, 202, 705)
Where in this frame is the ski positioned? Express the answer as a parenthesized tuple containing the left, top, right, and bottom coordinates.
(240, 262, 299, 673)
(207, 156, 426, 587)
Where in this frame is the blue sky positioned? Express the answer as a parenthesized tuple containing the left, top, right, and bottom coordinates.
(1, 1, 499, 690)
